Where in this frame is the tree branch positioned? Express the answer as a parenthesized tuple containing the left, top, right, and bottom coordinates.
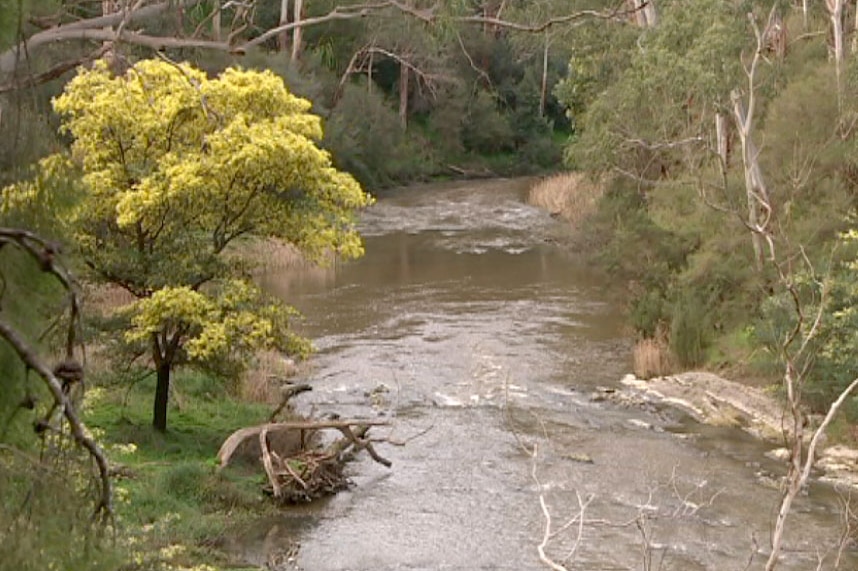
(0, 228, 112, 521)
(1, 0, 641, 81)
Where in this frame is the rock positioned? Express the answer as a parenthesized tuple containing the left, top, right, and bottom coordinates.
(613, 371, 858, 491)
(765, 448, 791, 462)
(617, 372, 784, 441)
(627, 418, 653, 430)
(817, 445, 858, 472)
(563, 452, 594, 464)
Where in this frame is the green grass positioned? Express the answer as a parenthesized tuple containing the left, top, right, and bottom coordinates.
(83, 369, 279, 570)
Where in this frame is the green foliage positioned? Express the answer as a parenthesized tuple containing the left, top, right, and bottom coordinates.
(85, 373, 275, 536)
(669, 289, 711, 367)
(0, 453, 121, 571)
(4, 58, 373, 430)
(764, 231, 858, 417)
(461, 90, 516, 155)
(564, 0, 747, 173)
(324, 81, 435, 187)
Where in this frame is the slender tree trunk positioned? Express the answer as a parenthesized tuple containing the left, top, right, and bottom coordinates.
(399, 62, 409, 131)
(643, 0, 657, 27)
(826, 0, 845, 88)
(368, 49, 373, 95)
(212, 0, 221, 41)
(715, 112, 729, 170)
(153, 359, 170, 432)
(731, 90, 767, 271)
(291, 0, 303, 62)
(539, 33, 549, 117)
(632, 0, 657, 28)
(854, 0, 858, 54)
(278, 0, 289, 51)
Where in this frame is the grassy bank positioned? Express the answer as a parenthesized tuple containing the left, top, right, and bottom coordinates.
(83, 371, 281, 570)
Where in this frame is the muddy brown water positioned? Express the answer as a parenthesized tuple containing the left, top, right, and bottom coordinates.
(238, 178, 857, 570)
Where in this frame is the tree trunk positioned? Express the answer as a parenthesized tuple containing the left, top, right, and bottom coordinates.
(715, 112, 729, 170)
(642, 0, 657, 27)
(291, 0, 303, 63)
(731, 90, 767, 271)
(854, 0, 858, 53)
(399, 62, 409, 131)
(212, 0, 221, 41)
(153, 360, 170, 432)
(278, 0, 288, 51)
(826, 0, 844, 86)
(632, 0, 657, 28)
(539, 33, 549, 117)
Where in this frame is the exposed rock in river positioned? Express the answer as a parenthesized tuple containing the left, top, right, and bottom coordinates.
(603, 371, 858, 490)
(619, 372, 785, 441)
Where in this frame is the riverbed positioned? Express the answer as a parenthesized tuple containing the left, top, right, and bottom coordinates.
(242, 178, 856, 570)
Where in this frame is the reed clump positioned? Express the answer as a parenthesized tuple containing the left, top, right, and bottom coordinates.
(527, 172, 603, 227)
(633, 336, 674, 379)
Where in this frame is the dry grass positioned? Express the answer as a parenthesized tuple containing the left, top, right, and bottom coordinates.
(83, 283, 136, 315)
(241, 349, 301, 403)
(633, 336, 674, 379)
(527, 172, 604, 227)
(237, 238, 332, 273)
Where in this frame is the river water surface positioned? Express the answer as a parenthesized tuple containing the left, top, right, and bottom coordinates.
(245, 178, 856, 570)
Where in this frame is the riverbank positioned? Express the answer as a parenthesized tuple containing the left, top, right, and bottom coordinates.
(83, 372, 283, 570)
(524, 173, 858, 490)
(597, 372, 858, 490)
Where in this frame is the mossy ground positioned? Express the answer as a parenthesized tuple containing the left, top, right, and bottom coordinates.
(84, 370, 280, 570)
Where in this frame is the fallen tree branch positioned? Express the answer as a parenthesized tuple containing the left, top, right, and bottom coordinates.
(259, 427, 282, 498)
(217, 418, 390, 469)
(268, 382, 312, 422)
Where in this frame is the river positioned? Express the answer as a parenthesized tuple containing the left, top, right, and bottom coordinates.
(241, 178, 856, 570)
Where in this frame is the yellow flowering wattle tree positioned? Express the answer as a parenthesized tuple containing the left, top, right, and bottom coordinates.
(45, 59, 372, 431)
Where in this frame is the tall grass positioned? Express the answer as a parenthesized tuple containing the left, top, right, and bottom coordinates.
(527, 172, 603, 227)
(633, 336, 674, 379)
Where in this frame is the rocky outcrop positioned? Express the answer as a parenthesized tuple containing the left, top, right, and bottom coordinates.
(619, 372, 785, 441)
(608, 371, 858, 489)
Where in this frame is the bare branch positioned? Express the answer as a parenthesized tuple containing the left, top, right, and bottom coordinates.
(1, 0, 640, 83)
(0, 0, 207, 74)
(217, 418, 390, 469)
(460, 0, 636, 34)
(0, 292, 111, 521)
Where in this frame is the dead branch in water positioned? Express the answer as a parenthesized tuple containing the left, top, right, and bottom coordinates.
(217, 418, 391, 469)
(219, 418, 393, 503)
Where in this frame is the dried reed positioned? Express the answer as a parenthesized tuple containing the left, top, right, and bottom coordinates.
(527, 172, 603, 227)
(633, 336, 674, 379)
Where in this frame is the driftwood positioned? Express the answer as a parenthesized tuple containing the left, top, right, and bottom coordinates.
(218, 418, 392, 503)
(268, 382, 313, 422)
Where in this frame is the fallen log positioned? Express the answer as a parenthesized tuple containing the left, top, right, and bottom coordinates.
(219, 418, 393, 503)
(217, 418, 390, 469)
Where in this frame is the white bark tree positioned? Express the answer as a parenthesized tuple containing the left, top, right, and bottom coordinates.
(291, 0, 304, 62)
(278, 0, 289, 51)
(631, 0, 657, 28)
(825, 0, 845, 89)
(730, 11, 775, 271)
